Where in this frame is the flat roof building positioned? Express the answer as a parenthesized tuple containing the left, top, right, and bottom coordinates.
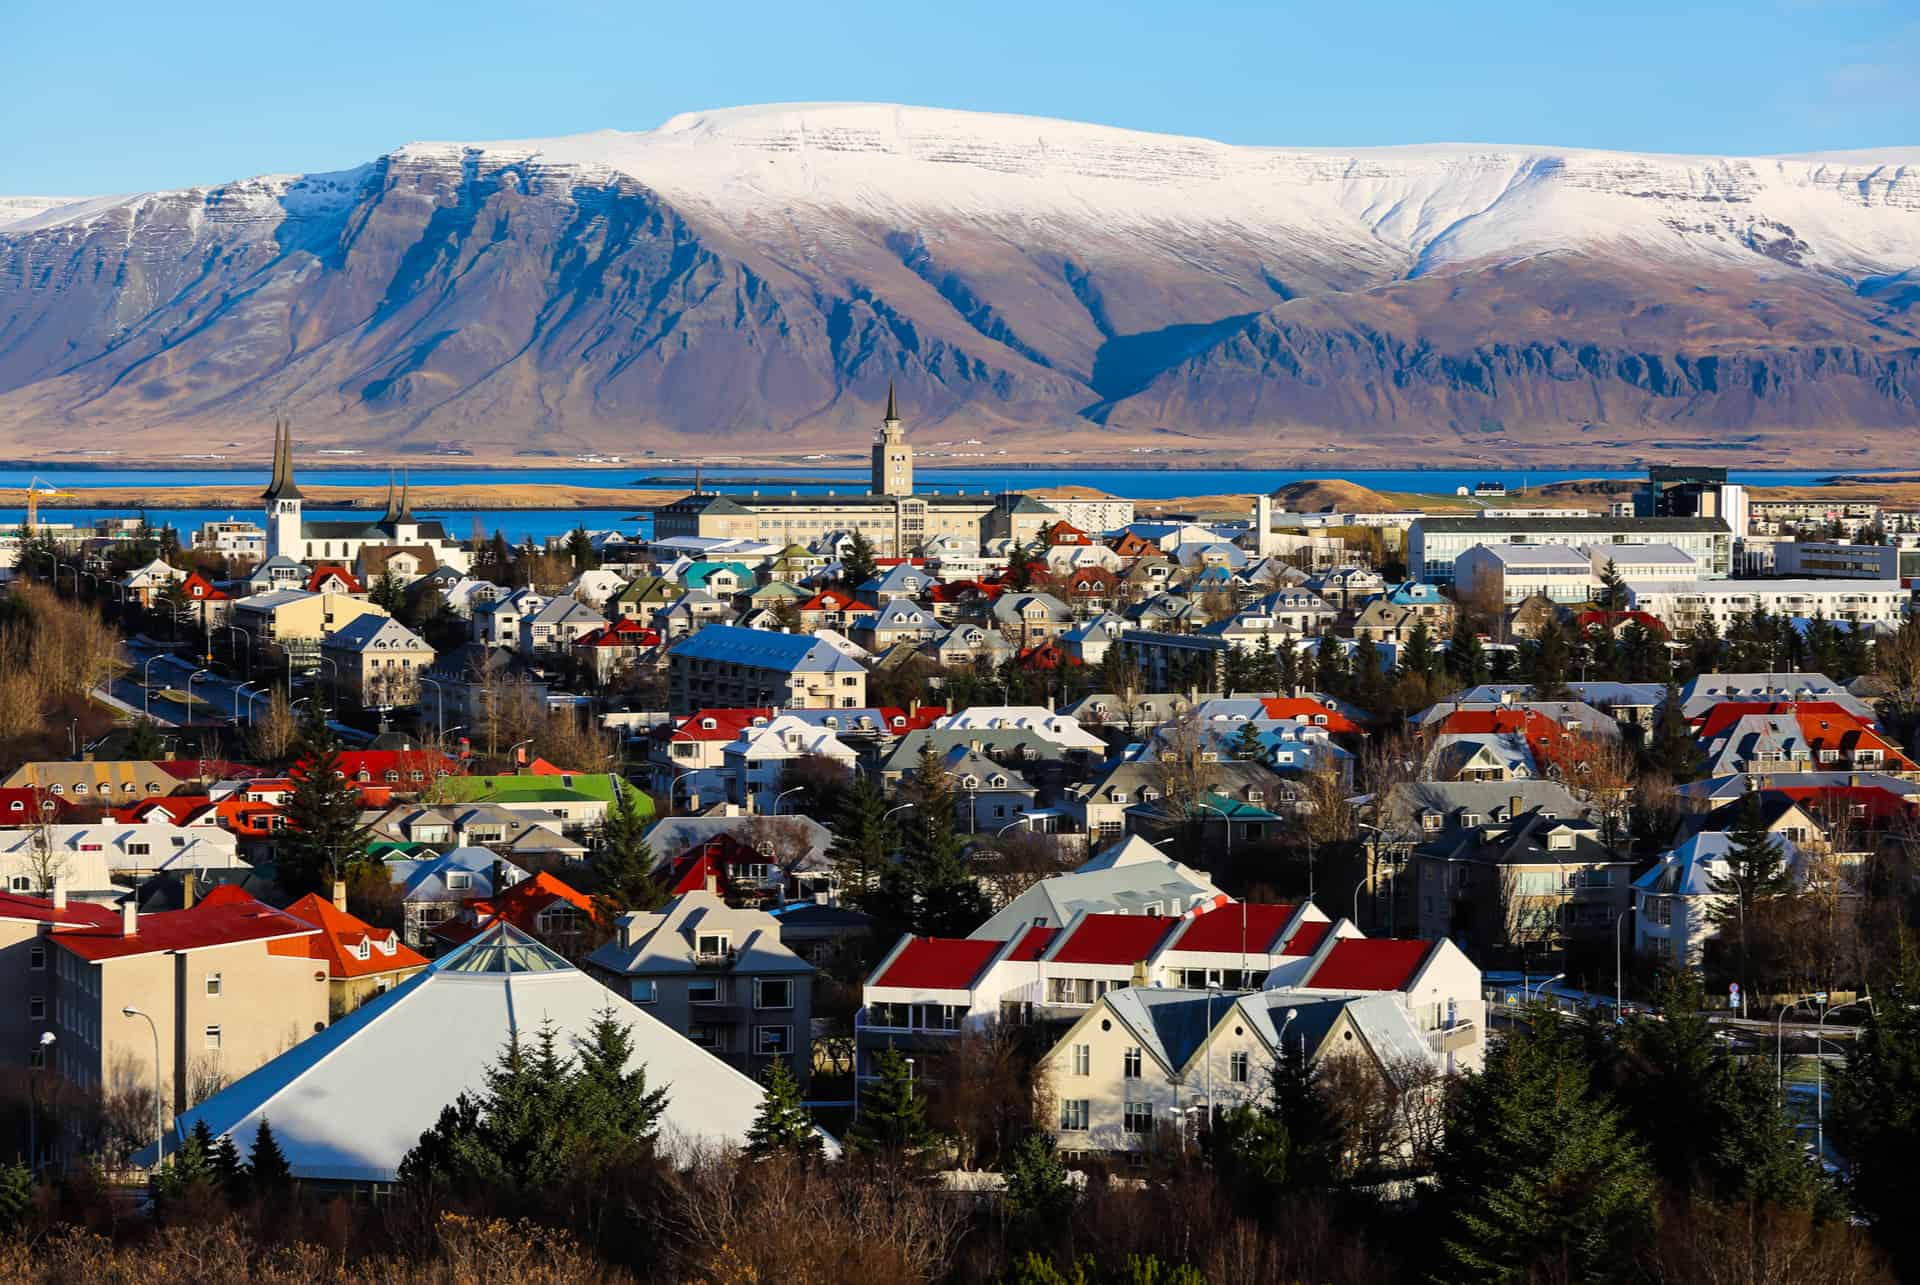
(1409, 516, 1731, 583)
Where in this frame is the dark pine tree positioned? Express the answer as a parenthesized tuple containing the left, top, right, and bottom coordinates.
(746, 1058, 824, 1161)
(846, 1046, 934, 1159)
(277, 713, 371, 898)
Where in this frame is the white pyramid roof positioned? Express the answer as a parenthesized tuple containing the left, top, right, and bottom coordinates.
(170, 923, 799, 1181)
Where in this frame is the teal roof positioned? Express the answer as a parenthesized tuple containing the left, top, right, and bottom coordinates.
(682, 561, 754, 589)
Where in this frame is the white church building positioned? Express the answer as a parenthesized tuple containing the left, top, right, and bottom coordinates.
(261, 417, 470, 573)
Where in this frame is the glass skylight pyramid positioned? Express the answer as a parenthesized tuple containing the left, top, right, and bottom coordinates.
(435, 920, 572, 974)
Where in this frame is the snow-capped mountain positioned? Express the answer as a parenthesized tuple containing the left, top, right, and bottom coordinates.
(1, 103, 1916, 462)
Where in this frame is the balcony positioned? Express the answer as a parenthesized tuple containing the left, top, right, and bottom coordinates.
(1426, 1022, 1479, 1056)
(691, 945, 736, 968)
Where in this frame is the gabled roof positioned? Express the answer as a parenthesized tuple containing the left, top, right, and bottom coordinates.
(1045, 913, 1179, 965)
(304, 564, 363, 594)
(431, 871, 595, 946)
(1167, 901, 1298, 955)
(1302, 937, 1438, 992)
(870, 936, 1004, 990)
(283, 894, 428, 978)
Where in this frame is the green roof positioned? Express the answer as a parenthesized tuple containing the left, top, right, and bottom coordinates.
(436, 772, 653, 814)
(1196, 792, 1281, 820)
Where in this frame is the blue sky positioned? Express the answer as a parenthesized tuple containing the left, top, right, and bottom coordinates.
(4, 0, 1915, 194)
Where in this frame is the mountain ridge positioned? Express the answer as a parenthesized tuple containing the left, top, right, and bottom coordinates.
(0, 103, 1916, 464)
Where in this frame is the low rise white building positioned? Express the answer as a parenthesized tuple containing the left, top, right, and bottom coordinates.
(1455, 544, 1595, 605)
(1627, 579, 1911, 633)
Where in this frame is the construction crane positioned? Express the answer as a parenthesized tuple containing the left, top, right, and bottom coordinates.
(23, 476, 70, 528)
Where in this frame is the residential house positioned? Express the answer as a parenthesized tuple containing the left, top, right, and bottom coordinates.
(666, 625, 868, 714)
(232, 591, 390, 671)
(856, 598, 939, 651)
(472, 588, 547, 648)
(321, 615, 435, 711)
(383, 847, 529, 949)
(431, 870, 598, 958)
(518, 596, 607, 656)
(283, 890, 429, 1017)
(584, 891, 818, 1088)
(720, 715, 860, 813)
(1632, 831, 1804, 968)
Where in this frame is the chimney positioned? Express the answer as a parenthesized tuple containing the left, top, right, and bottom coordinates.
(704, 864, 719, 897)
(51, 881, 67, 912)
(489, 859, 505, 895)
(332, 880, 348, 913)
(120, 899, 138, 937)
(1509, 794, 1525, 822)
(182, 870, 197, 910)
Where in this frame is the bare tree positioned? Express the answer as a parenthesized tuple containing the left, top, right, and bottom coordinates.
(743, 813, 819, 896)
(247, 687, 300, 762)
(1153, 712, 1220, 818)
(22, 811, 70, 895)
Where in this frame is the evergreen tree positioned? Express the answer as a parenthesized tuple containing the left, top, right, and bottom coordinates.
(1313, 629, 1347, 698)
(1597, 558, 1627, 612)
(570, 1007, 670, 1161)
(841, 531, 880, 591)
(278, 713, 371, 897)
(1430, 1018, 1655, 1284)
(1447, 613, 1489, 687)
(591, 786, 662, 914)
(210, 1131, 247, 1205)
(1350, 635, 1386, 714)
(565, 525, 597, 573)
(1525, 617, 1574, 702)
(895, 746, 991, 936)
(1001, 541, 1035, 592)
(1614, 971, 1820, 1207)
(746, 1058, 824, 1161)
(1684, 616, 1722, 676)
(1489, 645, 1517, 683)
(1001, 1129, 1075, 1234)
(1252, 633, 1276, 692)
(1398, 618, 1440, 687)
(1803, 610, 1841, 678)
(829, 774, 897, 903)
(0, 1165, 31, 1235)
(1645, 679, 1701, 783)
(1708, 791, 1795, 936)
(247, 1118, 293, 1196)
(487, 530, 514, 587)
(1268, 1040, 1339, 1188)
(1829, 952, 1920, 1277)
(1838, 622, 1873, 684)
(1231, 720, 1267, 762)
(1276, 637, 1302, 695)
(125, 716, 166, 761)
(847, 1046, 934, 1159)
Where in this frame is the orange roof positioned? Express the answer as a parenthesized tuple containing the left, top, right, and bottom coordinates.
(56, 890, 316, 962)
(431, 871, 593, 945)
(281, 894, 428, 978)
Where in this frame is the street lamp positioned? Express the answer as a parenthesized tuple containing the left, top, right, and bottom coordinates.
(417, 676, 447, 738)
(1775, 995, 1823, 1089)
(997, 814, 1035, 838)
(185, 668, 210, 722)
(121, 1005, 164, 1165)
(29, 1032, 54, 1174)
(235, 683, 269, 726)
(1817, 1000, 1874, 1160)
(772, 786, 806, 816)
(1613, 909, 1629, 1023)
(142, 653, 169, 719)
(883, 803, 916, 825)
(1192, 796, 1232, 855)
(506, 738, 534, 769)
(1528, 973, 1565, 1005)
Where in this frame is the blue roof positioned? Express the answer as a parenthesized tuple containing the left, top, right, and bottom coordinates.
(668, 623, 864, 672)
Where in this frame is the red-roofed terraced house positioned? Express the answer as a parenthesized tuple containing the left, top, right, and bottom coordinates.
(283, 889, 429, 1017)
(1287, 933, 1485, 1071)
(857, 926, 1060, 1081)
(44, 885, 331, 1110)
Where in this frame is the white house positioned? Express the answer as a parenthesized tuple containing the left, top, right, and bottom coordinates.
(1632, 831, 1803, 967)
(719, 715, 859, 813)
(1626, 579, 1910, 634)
(1455, 544, 1595, 605)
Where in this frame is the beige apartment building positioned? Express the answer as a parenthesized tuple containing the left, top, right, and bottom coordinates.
(44, 888, 329, 1113)
(231, 590, 390, 669)
(320, 615, 436, 712)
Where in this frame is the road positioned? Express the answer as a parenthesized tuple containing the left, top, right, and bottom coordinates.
(115, 640, 269, 728)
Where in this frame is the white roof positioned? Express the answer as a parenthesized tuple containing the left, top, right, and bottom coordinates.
(170, 923, 810, 1180)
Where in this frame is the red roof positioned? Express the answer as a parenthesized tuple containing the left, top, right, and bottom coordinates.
(1574, 609, 1667, 638)
(662, 849, 739, 898)
(1304, 938, 1437, 991)
(1170, 902, 1298, 954)
(669, 708, 774, 742)
(304, 564, 363, 594)
(0, 789, 79, 821)
(432, 871, 594, 945)
(1773, 785, 1917, 826)
(53, 893, 317, 962)
(154, 759, 260, 781)
(180, 571, 231, 601)
(283, 894, 428, 978)
(1695, 700, 1860, 739)
(799, 589, 876, 614)
(112, 795, 213, 826)
(1696, 702, 1915, 770)
(576, 619, 660, 648)
(1047, 913, 1179, 965)
(872, 937, 1003, 990)
(1280, 920, 1332, 957)
(1005, 924, 1058, 961)
(311, 750, 460, 785)
(0, 891, 120, 929)
(1016, 640, 1082, 670)
(1260, 699, 1363, 735)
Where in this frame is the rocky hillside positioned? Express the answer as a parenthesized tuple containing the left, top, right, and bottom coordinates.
(1, 104, 1916, 463)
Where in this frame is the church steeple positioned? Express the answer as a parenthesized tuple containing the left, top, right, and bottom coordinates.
(380, 469, 401, 523)
(871, 383, 913, 497)
(261, 415, 304, 502)
(397, 468, 414, 521)
(884, 380, 899, 425)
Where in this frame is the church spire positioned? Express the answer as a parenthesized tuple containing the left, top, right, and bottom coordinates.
(262, 414, 304, 502)
(380, 469, 401, 523)
(884, 380, 899, 424)
(397, 467, 414, 521)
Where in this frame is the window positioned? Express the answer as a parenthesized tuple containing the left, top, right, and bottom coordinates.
(1071, 1043, 1090, 1076)
(755, 978, 793, 1010)
(1123, 1046, 1143, 1079)
(1123, 1101, 1153, 1134)
(447, 872, 472, 891)
(126, 842, 151, 856)
(696, 932, 731, 960)
(205, 1026, 222, 1051)
(1230, 1052, 1250, 1084)
(28, 996, 44, 1020)
(29, 945, 46, 971)
(755, 1025, 791, 1055)
(1059, 1099, 1090, 1132)
(205, 973, 222, 997)
(689, 977, 725, 1004)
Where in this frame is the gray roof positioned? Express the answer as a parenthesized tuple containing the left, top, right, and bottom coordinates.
(643, 815, 834, 870)
(668, 623, 864, 673)
(585, 890, 813, 978)
(325, 614, 429, 653)
(970, 849, 1222, 941)
(1452, 682, 1666, 709)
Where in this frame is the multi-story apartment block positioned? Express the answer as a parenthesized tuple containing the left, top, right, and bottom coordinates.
(585, 889, 817, 1088)
(666, 625, 867, 715)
